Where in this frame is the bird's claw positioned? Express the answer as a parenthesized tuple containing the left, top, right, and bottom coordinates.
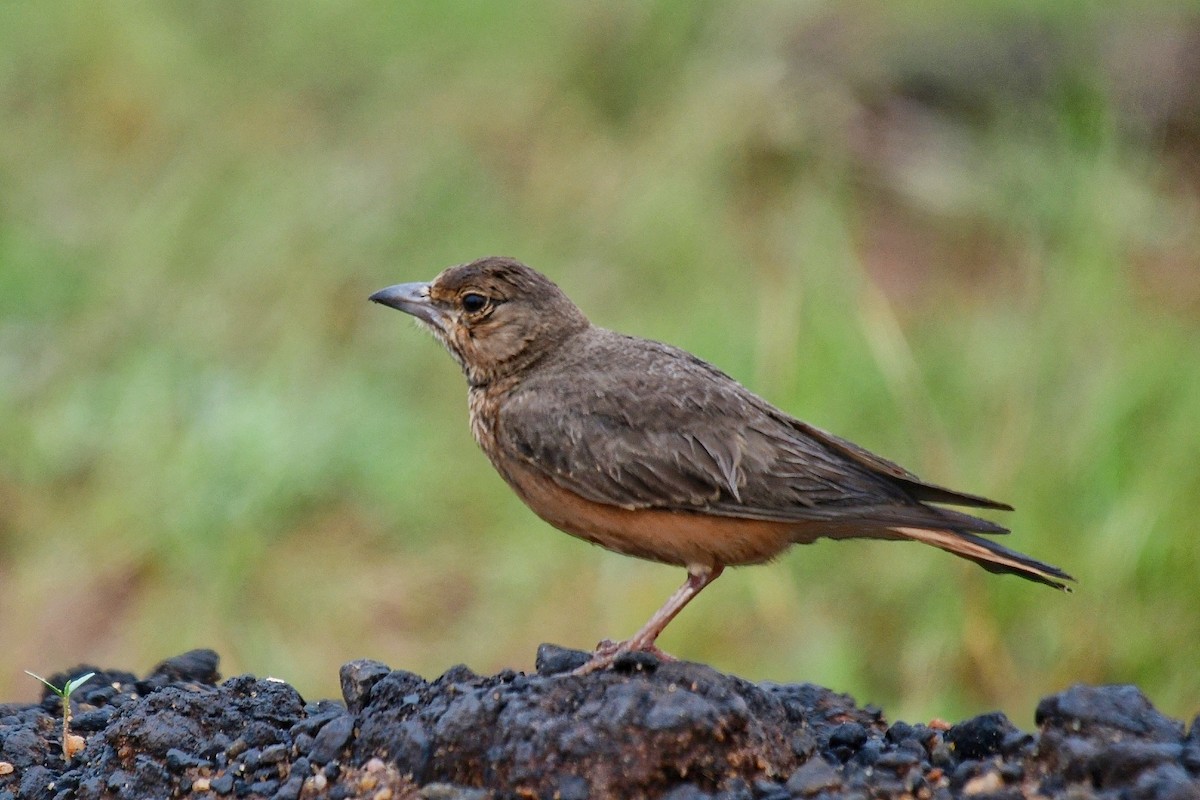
(570, 639, 677, 676)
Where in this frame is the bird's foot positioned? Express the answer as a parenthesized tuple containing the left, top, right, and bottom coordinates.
(570, 638, 677, 676)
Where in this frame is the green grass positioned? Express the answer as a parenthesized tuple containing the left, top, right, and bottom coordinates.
(2, 1, 1197, 725)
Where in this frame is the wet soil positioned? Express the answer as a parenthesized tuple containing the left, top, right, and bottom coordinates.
(1, 647, 1197, 799)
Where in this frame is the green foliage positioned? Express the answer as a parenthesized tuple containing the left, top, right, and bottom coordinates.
(25, 671, 96, 701)
(25, 671, 95, 759)
(2, 2, 1197, 724)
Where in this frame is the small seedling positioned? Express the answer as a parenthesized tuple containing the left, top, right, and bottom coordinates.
(25, 670, 95, 760)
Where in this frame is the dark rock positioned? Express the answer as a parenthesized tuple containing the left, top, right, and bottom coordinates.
(949, 758, 986, 791)
(103, 769, 132, 794)
(73, 777, 103, 800)
(163, 747, 205, 771)
(306, 699, 344, 716)
(998, 760, 1024, 783)
(660, 784, 713, 799)
(290, 709, 344, 739)
(1033, 685, 1195, 795)
(435, 665, 479, 686)
(71, 707, 113, 732)
(1129, 763, 1200, 800)
(785, 756, 841, 796)
(241, 718, 287, 748)
(50, 770, 78, 794)
(240, 746, 263, 769)
(260, 742, 289, 764)
(308, 713, 356, 765)
(535, 643, 590, 676)
(1037, 732, 1099, 783)
(612, 649, 662, 672)
(644, 685, 721, 731)
(755, 790, 789, 800)
(1183, 714, 1200, 774)
(365, 669, 429, 709)
(355, 658, 798, 796)
(789, 728, 818, 758)
(885, 721, 915, 743)
(147, 650, 221, 686)
(79, 686, 115, 706)
(102, 677, 303, 761)
(850, 736, 883, 766)
(946, 711, 1018, 760)
(873, 748, 920, 772)
(338, 660, 391, 713)
(206, 732, 231, 759)
(1001, 728, 1035, 757)
(1, 648, 1198, 799)
(712, 776, 752, 800)
(1035, 684, 1185, 742)
(929, 736, 954, 768)
(825, 722, 868, 761)
(417, 784, 490, 799)
(16, 766, 53, 800)
(1092, 741, 1185, 787)
(270, 775, 304, 800)
(125, 755, 171, 799)
(751, 778, 783, 796)
(209, 772, 235, 794)
(1, 728, 44, 769)
(553, 773, 591, 800)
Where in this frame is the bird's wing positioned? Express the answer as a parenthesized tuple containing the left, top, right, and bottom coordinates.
(495, 338, 1006, 533)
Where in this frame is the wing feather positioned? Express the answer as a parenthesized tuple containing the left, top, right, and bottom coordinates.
(495, 331, 1007, 535)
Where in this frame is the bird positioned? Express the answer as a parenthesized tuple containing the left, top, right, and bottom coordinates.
(369, 256, 1072, 674)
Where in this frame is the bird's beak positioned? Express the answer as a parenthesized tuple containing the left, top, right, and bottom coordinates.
(369, 282, 444, 329)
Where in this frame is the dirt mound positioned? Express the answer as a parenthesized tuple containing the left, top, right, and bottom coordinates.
(1, 647, 1196, 799)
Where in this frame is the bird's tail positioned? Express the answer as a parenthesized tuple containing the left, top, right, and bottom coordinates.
(893, 526, 1074, 591)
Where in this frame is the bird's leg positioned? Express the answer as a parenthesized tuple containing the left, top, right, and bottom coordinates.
(573, 564, 725, 675)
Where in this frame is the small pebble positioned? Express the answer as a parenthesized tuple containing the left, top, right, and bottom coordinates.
(534, 644, 590, 676)
(786, 756, 842, 796)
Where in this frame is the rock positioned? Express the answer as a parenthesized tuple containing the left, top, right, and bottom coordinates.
(354, 656, 798, 795)
(147, 650, 221, 685)
(1181, 714, 1200, 773)
(825, 722, 869, 761)
(534, 643, 590, 676)
(0, 649, 1196, 798)
(308, 713, 356, 765)
(1035, 684, 1184, 742)
(1034, 684, 1192, 794)
(946, 711, 1019, 760)
(785, 756, 842, 796)
(339, 659, 391, 713)
(16, 765, 53, 800)
(417, 783, 490, 799)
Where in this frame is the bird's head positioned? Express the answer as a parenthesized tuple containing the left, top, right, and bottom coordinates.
(370, 256, 590, 387)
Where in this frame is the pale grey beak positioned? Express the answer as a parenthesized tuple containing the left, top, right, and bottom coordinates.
(369, 282, 442, 327)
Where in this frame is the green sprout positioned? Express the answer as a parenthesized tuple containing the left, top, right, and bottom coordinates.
(25, 670, 96, 760)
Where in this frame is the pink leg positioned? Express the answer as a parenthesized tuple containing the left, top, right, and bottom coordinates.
(573, 564, 725, 676)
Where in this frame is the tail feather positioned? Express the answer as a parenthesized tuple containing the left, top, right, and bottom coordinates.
(894, 526, 1074, 591)
(894, 478, 1014, 512)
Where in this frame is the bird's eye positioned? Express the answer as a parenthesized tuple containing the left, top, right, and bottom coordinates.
(461, 292, 488, 313)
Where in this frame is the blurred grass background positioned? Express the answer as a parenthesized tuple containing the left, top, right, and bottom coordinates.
(1, 1, 1198, 726)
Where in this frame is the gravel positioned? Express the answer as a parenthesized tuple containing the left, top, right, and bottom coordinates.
(0, 646, 1196, 798)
